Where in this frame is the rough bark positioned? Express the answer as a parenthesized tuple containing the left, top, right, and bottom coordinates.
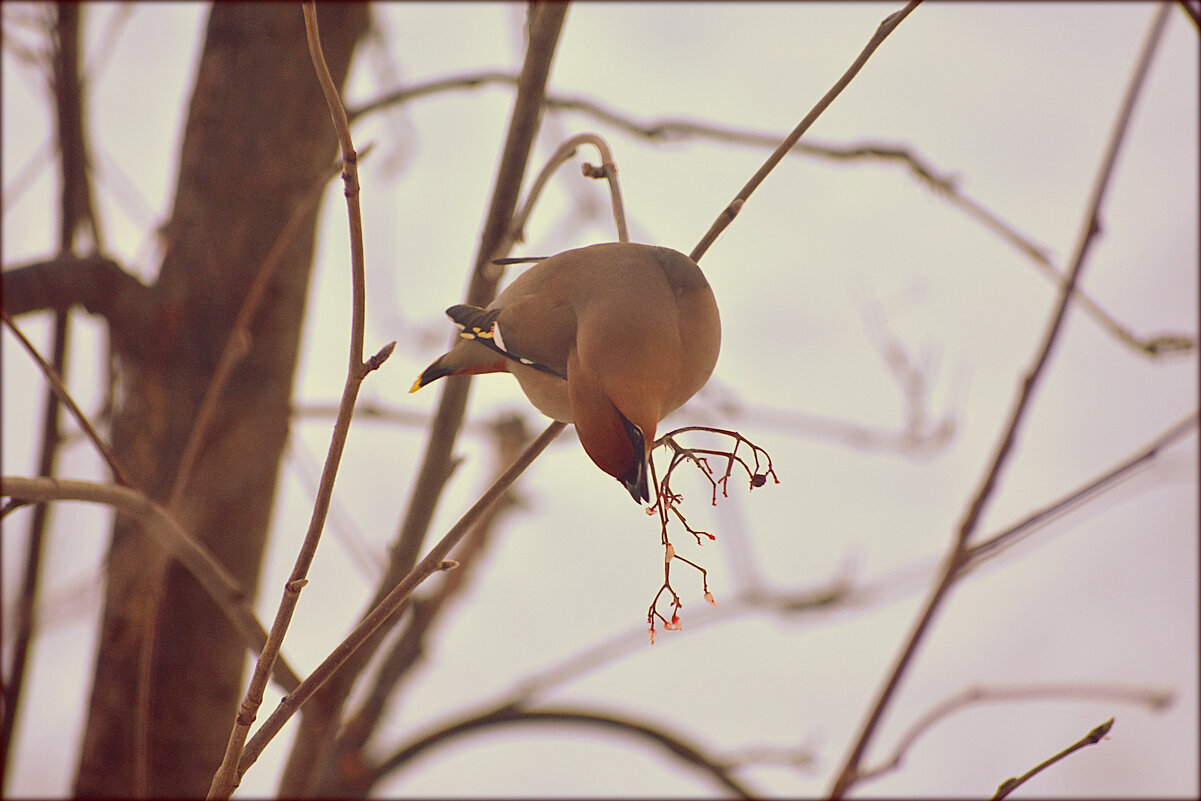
(72, 4, 369, 797)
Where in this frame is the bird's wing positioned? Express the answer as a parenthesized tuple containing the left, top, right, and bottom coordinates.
(445, 304, 568, 380)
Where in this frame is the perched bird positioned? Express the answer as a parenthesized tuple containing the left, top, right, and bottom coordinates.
(411, 242, 720, 503)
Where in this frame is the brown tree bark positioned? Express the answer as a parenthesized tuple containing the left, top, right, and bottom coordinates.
(69, 4, 369, 796)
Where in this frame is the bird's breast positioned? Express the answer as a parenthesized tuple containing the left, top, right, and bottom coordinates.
(508, 360, 573, 422)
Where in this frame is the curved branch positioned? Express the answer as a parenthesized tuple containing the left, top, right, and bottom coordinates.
(351, 71, 1194, 358)
(2, 254, 153, 353)
(371, 706, 755, 799)
(0, 476, 300, 692)
(493, 131, 628, 275)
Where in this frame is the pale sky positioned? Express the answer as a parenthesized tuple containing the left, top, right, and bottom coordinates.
(3, 3, 1198, 797)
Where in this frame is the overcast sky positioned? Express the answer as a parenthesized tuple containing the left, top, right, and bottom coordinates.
(3, 3, 1198, 797)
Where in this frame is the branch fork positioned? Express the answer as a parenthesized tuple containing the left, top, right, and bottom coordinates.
(644, 426, 779, 642)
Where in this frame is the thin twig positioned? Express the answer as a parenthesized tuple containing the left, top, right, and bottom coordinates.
(206, 5, 388, 796)
(492, 131, 629, 275)
(382, 1, 565, 606)
(277, 9, 567, 792)
(349, 70, 1194, 358)
(954, 3, 1170, 553)
(233, 421, 567, 781)
(947, 187, 1193, 358)
(2, 310, 129, 485)
(827, 7, 1172, 796)
(348, 72, 953, 195)
(0, 310, 67, 776)
(858, 685, 1168, 785)
(993, 718, 1116, 799)
(689, 1, 919, 264)
(347, 70, 514, 121)
(324, 415, 530, 792)
(965, 411, 1198, 569)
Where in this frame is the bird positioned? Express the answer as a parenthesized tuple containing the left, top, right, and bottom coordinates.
(411, 242, 720, 503)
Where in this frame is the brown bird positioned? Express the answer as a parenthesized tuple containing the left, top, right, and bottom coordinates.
(411, 242, 721, 502)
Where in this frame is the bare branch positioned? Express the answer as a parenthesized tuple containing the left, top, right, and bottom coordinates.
(955, 5, 1171, 552)
(370, 706, 756, 799)
(277, 9, 570, 792)
(993, 718, 1116, 799)
(350, 70, 1195, 358)
(493, 131, 629, 273)
(965, 411, 1199, 569)
(383, 1, 566, 604)
(690, 2, 919, 263)
(351, 9, 923, 268)
(2, 310, 130, 485)
(858, 685, 1169, 785)
(52, 3, 101, 251)
(234, 421, 567, 782)
(827, 7, 1173, 796)
(322, 415, 533, 793)
(206, 4, 387, 796)
(945, 185, 1194, 358)
(3, 6, 102, 766)
(0, 476, 300, 693)
(346, 70, 515, 121)
(349, 73, 954, 194)
(2, 254, 152, 352)
(1, 310, 67, 776)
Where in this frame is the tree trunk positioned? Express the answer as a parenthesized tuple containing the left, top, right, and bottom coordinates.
(73, 4, 368, 796)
